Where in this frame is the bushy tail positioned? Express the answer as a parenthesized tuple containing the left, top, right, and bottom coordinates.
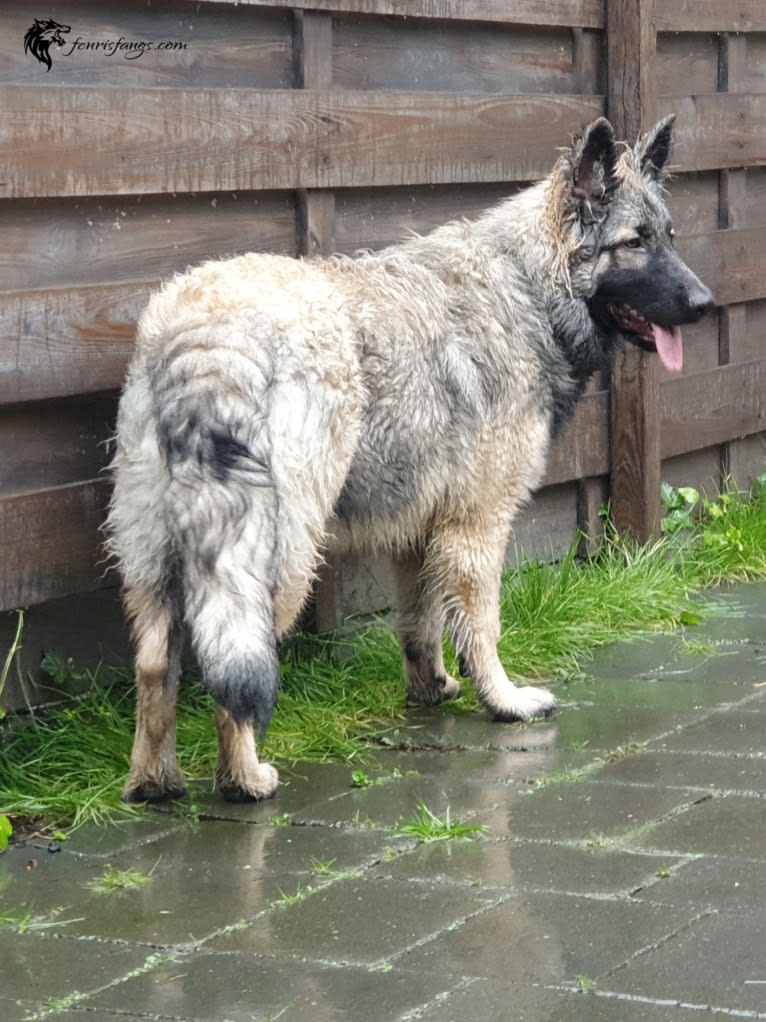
(161, 390, 282, 732)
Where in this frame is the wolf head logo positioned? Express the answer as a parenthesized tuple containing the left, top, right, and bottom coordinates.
(24, 18, 71, 71)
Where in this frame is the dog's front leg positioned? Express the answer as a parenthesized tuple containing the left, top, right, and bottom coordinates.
(429, 520, 556, 723)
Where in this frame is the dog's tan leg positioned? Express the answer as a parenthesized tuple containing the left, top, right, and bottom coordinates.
(122, 594, 186, 803)
(393, 548, 461, 706)
(215, 706, 279, 802)
(429, 520, 556, 723)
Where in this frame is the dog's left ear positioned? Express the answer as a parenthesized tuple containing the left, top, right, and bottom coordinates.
(571, 118, 618, 207)
(637, 115, 675, 182)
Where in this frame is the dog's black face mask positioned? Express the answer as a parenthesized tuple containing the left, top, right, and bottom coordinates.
(587, 232, 715, 372)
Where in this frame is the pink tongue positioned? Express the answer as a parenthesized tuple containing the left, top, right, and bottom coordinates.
(651, 323, 683, 372)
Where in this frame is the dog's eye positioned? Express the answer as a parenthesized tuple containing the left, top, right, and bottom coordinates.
(623, 237, 643, 249)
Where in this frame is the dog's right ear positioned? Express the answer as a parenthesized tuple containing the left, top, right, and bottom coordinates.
(570, 118, 618, 207)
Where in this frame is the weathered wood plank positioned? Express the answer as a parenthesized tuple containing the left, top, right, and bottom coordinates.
(0, 87, 603, 198)
(0, 284, 142, 404)
(608, 0, 661, 540)
(0, 393, 116, 496)
(679, 227, 766, 307)
(662, 94, 766, 172)
(200, 0, 605, 29)
(544, 391, 609, 487)
(660, 360, 766, 460)
(332, 17, 599, 95)
(0, 193, 295, 293)
(0, 479, 110, 611)
(657, 1, 766, 33)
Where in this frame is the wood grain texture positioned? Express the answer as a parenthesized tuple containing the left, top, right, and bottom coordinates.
(607, 0, 660, 540)
(657, 0, 766, 32)
(200, 0, 605, 29)
(662, 94, 766, 172)
(0, 87, 603, 198)
(0, 479, 110, 611)
(660, 359, 766, 459)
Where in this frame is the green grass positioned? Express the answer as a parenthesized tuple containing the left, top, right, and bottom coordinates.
(396, 802, 486, 842)
(1, 477, 766, 832)
(85, 863, 154, 895)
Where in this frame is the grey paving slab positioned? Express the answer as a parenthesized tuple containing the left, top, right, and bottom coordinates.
(594, 748, 766, 794)
(397, 890, 694, 985)
(3, 821, 387, 947)
(633, 854, 766, 912)
(414, 981, 739, 1021)
(0, 931, 150, 1021)
(376, 837, 679, 897)
(650, 702, 766, 755)
(54, 814, 187, 859)
(207, 875, 493, 964)
(496, 779, 702, 845)
(606, 908, 766, 1015)
(634, 793, 766, 859)
(90, 952, 457, 1022)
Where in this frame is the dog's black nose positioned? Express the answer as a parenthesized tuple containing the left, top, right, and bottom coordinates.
(688, 282, 716, 320)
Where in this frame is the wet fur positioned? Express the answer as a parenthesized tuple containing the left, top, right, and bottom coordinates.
(108, 117, 713, 803)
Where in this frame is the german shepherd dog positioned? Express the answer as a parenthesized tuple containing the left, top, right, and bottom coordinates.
(108, 116, 714, 803)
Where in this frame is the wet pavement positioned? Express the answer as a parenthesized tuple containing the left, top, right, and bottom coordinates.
(2, 581, 766, 1021)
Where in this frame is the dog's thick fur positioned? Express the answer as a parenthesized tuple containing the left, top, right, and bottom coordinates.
(108, 116, 714, 804)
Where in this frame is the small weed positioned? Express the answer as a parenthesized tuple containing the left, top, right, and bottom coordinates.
(351, 769, 373, 787)
(655, 866, 672, 879)
(368, 962, 393, 973)
(268, 812, 293, 827)
(309, 857, 338, 877)
(575, 974, 595, 993)
(86, 863, 154, 895)
(44, 992, 83, 1011)
(274, 883, 313, 907)
(679, 638, 718, 658)
(0, 905, 83, 933)
(396, 802, 485, 843)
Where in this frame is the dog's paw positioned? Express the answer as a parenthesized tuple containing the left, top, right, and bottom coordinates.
(490, 684, 556, 723)
(217, 762, 279, 803)
(122, 773, 188, 804)
(407, 672, 461, 707)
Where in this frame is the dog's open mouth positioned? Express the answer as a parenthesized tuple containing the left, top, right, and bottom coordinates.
(609, 302, 683, 372)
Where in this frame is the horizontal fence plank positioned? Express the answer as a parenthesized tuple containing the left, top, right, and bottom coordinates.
(657, 1, 766, 32)
(0, 284, 143, 404)
(544, 391, 609, 486)
(0, 393, 116, 496)
(0, 87, 603, 198)
(0, 193, 295, 293)
(661, 359, 766, 461)
(199, 0, 605, 29)
(680, 227, 766, 307)
(662, 93, 766, 172)
(0, 479, 110, 611)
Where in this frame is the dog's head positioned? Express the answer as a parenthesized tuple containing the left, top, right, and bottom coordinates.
(555, 116, 715, 373)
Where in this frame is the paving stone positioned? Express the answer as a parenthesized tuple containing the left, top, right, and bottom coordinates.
(3, 821, 387, 947)
(607, 908, 766, 1014)
(499, 780, 701, 844)
(377, 838, 678, 897)
(650, 703, 766, 756)
(633, 854, 766, 912)
(55, 814, 187, 859)
(90, 952, 456, 1022)
(397, 891, 693, 985)
(0, 931, 149, 1020)
(633, 793, 766, 859)
(414, 981, 735, 1021)
(207, 876, 491, 963)
(594, 748, 766, 794)
(383, 710, 563, 754)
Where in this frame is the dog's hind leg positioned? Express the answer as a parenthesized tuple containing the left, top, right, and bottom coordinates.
(214, 707, 279, 802)
(393, 548, 461, 707)
(427, 519, 556, 723)
(122, 589, 186, 803)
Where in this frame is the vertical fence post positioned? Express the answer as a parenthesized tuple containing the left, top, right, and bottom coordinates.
(607, 0, 661, 540)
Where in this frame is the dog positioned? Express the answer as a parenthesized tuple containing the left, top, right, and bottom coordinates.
(107, 115, 715, 803)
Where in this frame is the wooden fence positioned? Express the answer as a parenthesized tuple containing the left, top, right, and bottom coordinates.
(1, 0, 765, 684)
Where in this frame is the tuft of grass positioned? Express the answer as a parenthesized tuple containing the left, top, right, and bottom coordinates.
(1, 477, 766, 830)
(396, 802, 485, 843)
(85, 863, 154, 895)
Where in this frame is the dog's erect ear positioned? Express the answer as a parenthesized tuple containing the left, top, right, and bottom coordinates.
(637, 115, 675, 182)
(571, 118, 618, 206)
